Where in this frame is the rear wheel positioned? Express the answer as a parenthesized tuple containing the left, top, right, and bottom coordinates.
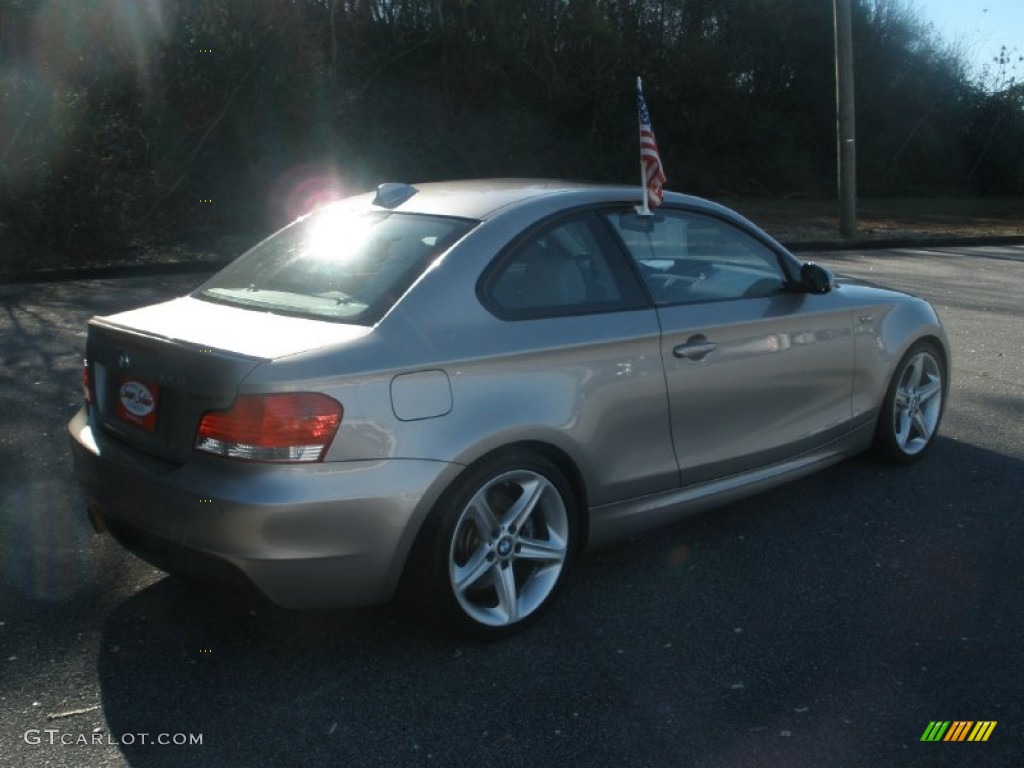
(409, 450, 578, 639)
(872, 341, 946, 463)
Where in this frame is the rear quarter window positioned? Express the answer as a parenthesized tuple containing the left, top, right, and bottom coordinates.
(483, 213, 646, 319)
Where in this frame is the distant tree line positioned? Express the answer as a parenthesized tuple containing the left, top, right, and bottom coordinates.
(1, 0, 1021, 262)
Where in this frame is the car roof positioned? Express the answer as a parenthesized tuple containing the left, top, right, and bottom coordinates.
(340, 179, 735, 221)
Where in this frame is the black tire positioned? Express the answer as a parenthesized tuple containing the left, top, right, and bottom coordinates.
(405, 449, 578, 640)
(871, 340, 947, 464)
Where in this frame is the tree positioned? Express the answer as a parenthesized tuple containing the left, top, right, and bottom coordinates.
(1, 0, 1020, 268)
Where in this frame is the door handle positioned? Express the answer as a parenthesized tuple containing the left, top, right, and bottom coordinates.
(673, 337, 717, 360)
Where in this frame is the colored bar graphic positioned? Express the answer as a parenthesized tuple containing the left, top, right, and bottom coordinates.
(967, 721, 997, 742)
(920, 720, 996, 742)
(921, 721, 949, 741)
(944, 721, 973, 741)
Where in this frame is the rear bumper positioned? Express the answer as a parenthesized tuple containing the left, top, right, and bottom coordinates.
(68, 407, 461, 608)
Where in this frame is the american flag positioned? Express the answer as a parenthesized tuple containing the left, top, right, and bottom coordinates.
(637, 81, 667, 208)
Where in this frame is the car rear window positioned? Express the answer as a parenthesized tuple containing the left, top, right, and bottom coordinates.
(194, 207, 475, 325)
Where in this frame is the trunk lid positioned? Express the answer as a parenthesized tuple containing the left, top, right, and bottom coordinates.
(86, 297, 370, 463)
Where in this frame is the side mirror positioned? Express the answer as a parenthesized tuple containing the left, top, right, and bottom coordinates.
(800, 262, 835, 294)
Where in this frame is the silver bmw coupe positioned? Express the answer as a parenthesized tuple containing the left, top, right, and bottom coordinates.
(69, 180, 949, 638)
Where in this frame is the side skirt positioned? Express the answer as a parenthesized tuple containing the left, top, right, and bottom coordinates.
(585, 421, 875, 549)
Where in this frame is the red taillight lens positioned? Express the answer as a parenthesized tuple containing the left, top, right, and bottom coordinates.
(194, 393, 343, 463)
(82, 360, 93, 405)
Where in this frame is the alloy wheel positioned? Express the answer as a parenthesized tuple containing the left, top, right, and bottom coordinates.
(891, 350, 943, 456)
(448, 469, 570, 628)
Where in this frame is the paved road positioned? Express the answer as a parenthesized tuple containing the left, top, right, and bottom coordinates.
(1, 246, 1022, 767)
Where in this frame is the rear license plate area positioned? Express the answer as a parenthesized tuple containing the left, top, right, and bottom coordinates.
(115, 377, 160, 432)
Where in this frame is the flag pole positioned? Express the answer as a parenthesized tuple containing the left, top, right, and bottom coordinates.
(636, 77, 652, 216)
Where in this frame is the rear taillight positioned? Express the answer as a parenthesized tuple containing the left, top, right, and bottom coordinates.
(82, 359, 93, 405)
(194, 393, 343, 463)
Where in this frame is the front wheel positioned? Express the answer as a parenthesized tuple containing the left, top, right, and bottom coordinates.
(408, 450, 578, 639)
(871, 341, 947, 463)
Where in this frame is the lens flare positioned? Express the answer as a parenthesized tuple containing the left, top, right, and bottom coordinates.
(29, 0, 168, 94)
(2, 1, 169, 193)
(269, 164, 351, 224)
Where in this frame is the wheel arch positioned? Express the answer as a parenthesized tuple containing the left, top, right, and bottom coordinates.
(917, 332, 950, 376)
(868, 297, 950, 410)
(395, 437, 591, 637)
(883, 331, 951, 404)
(454, 440, 590, 549)
(411, 439, 591, 558)
(511, 439, 590, 549)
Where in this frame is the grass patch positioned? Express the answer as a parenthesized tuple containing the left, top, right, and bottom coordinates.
(3, 198, 1023, 275)
(725, 197, 1024, 243)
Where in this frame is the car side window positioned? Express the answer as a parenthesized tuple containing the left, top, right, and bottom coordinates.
(486, 214, 645, 317)
(605, 209, 787, 305)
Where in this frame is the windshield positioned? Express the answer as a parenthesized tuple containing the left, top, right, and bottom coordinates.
(194, 207, 475, 325)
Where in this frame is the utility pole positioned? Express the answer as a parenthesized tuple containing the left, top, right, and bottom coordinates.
(834, 0, 857, 238)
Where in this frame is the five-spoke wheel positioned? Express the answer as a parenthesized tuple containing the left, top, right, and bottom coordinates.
(873, 341, 947, 463)
(410, 450, 577, 639)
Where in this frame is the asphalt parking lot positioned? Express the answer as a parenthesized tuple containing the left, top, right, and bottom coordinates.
(1, 245, 1022, 767)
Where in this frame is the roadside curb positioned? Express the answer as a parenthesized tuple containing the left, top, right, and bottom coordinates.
(3, 237, 1024, 285)
(0, 259, 232, 285)
(787, 234, 1024, 252)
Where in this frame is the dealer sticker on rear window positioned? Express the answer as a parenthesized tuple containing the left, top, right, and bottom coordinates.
(116, 378, 160, 432)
